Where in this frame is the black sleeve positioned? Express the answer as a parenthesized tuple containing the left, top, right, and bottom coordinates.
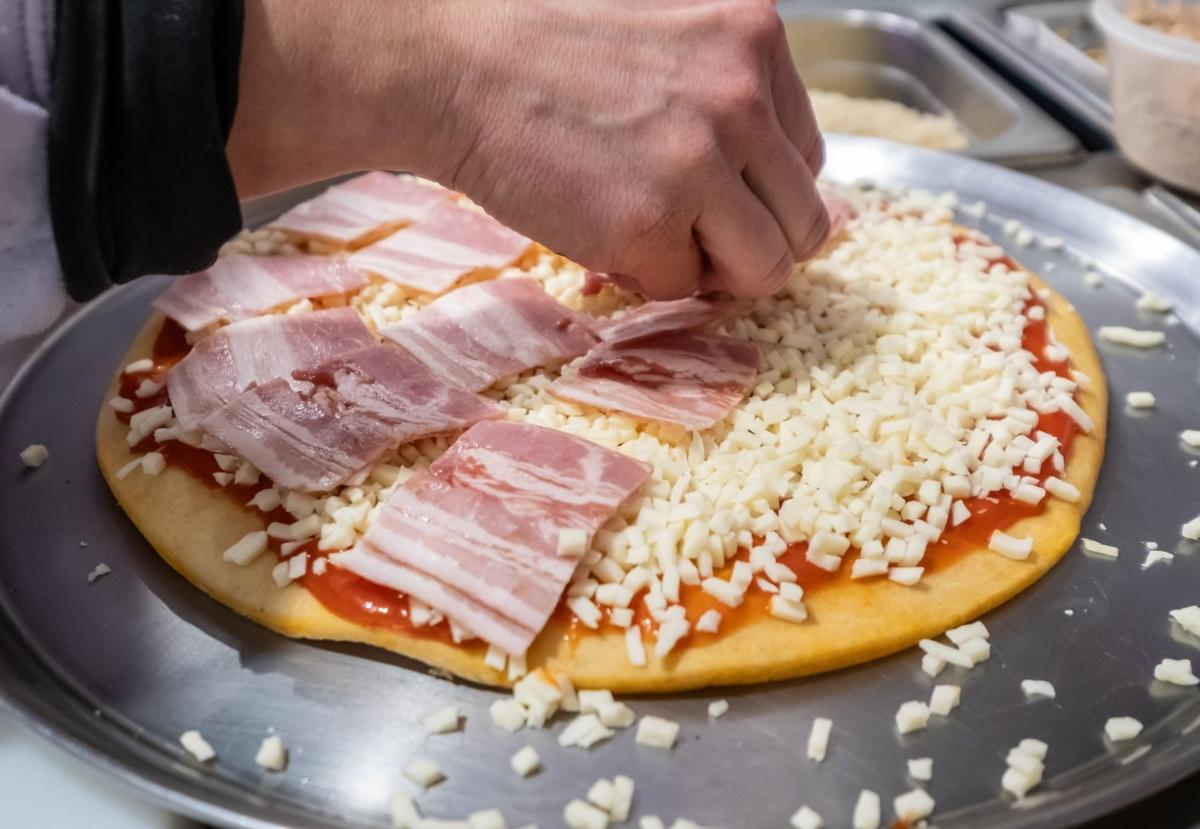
(48, 0, 244, 301)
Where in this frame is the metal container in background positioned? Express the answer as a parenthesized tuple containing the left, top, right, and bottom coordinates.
(777, 6, 1082, 166)
(943, 1, 1115, 145)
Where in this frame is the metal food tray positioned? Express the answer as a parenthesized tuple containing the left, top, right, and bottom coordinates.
(778, 5, 1082, 166)
(3, 135, 1200, 828)
(944, 2, 1116, 144)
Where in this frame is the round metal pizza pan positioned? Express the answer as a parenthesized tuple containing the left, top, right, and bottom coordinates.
(1, 135, 1199, 828)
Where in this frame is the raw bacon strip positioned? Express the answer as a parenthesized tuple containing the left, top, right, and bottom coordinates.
(600, 296, 743, 347)
(331, 421, 650, 654)
(203, 345, 500, 492)
(167, 308, 375, 432)
(347, 201, 533, 295)
(151, 255, 369, 331)
(550, 332, 760, 431)
(379, 278, 599, 391)
(268, 172, 452, 248)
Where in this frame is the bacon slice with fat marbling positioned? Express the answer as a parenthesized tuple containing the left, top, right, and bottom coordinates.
(550, 332, 760, 431)
(330, 420, 650, 654)
(379, 278, 599, 391)
(347, 201, 533, 295)
(599, 295, 744, 347)
(151, 255, 369, 332)
(167, 307, 375, 433)
(202, 345, 500, 492)
(267, 172, 452, 249)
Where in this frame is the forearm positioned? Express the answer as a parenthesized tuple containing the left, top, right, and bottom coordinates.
(227, 0, 469, 198)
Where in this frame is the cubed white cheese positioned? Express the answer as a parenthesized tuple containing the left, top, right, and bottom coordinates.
(1097, 326, 1164, 348)
(510, 745, 541, 777)
(708, 699, 729, 719)
(587, 778, 615, 812)
(1021, 679, 1056, 700)
(695, 609, 722, 634)
(563, 799, 608, 829)
(578, 690, 615, 714)
(893, 788, 935, 822)
(921, 654, 946, 678)
(946, 621, 990, 643)
(1136, 292, 1173, 312)
(907, 757, 933, 782)
(1171, 606, 1200, 637)
(895, 701, 931, 734)
(558, 528, 589, 558)
(597, 701, 635, 729)
(1081, 537, 1119, 558)
(86, 563, 112, 583)
(929, 684, 961, 716)
(390, 793, 422, 829)
(1104, 717, 1143, 742)
(179, 730, 215, 763)
(789, 805, 824, 829)
(635, 715, 679, 750)
(611, 774, 635, 822)
(1126, 391, 1156, 409)
(422, 704, 461, 735)
(960, 637, 992, 665)
(1154, 658, 1199, 686)
(1044, 476, 1080, 503)
(19, 444, 49, 468)
(403, 757, 444, 788)
(222, 531, 268, 566)
(254, 735, 287, 771)
(807, 717, 832, 762)
(989, 530, 1033, 560)
(467, 808, 507, 829)
(125, 358, 154, 373)
(852, 789, 880, 829)
(109, 396, 135, 413)
(559, 713, 615, 749)
(1184, 513, 1200, 541)
(1181, 430, 1200, 448)
(489, 699, 527, 733)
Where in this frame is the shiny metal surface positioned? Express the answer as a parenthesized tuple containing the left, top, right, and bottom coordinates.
(945, 3, 1115, 143)
(779, 6, 1082, 165)
(3, 136, 1200, 828)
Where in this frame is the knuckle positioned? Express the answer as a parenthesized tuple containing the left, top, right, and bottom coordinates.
(731, 1, 782, 46)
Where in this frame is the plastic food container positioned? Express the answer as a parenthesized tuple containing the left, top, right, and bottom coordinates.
(1092, 0, 1200, 193)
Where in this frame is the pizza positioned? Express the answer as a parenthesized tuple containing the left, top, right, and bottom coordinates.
(96, 175, 1107, 693)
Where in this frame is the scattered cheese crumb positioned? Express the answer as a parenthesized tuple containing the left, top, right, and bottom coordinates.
(852, 789, 881, 829)
(109, 396, 135, 413)
(468, 809, 507, 829)
(1098, 326, 1165, 348)
(86, 563, 112, 583)
(422, 704, 461, 735)
(254, 734, 287, 771)
(390, 793, 421, 829)
(921, 654, 946, 678)
(789, 805, 824, 829)
(179, 730, 215, 763)
(125, 358, 154, 373)
(929, 685, 961, 716)
(19, 444, 48, 468)
(1126, 391, 1156, 409)
(1105, 717, 1143, 742)
(946, 621, 989, 644)
(908, 757, 933, 782)
(559, 714, 615, 749)
(511, 746, 541, 777)
(597, 700, 635, 729)
(1170, 606, 1200, 637)
(490, 699, 526, 733)
(707, 700, 729, 719)
(896, 701, 931, 734)
(893, 788, 935, 823)
(1154, 658, 1200, 686)
(635, 715, 680, 750)
(807, 717, 832, 761)
(587, 778, 615, 812)
(1001, 738, 1047, 798)
(1136, 292, 1173, 312)
(1044, 476, 1080, 503)
(1021, 679, 1056, 700)
(141, 451, 166, 475)
(960, 637, 992, 665)
(1081, 537, 1119, 558)
(1181, 430, 1200, 448)
(611, 775, 635, 822)
(564, 799, 608, 829)
(403, 758, 444, 788)
(989, 530, 1033, 560)
(919, 638, 974, 669)
(222, 531, 268, 566)
(1144, 549, 1174, 568)
(1183, 513, 1200, 541)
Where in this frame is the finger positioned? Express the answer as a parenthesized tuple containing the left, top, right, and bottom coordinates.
(694, 178, 794, 299)
(744, 122, 831, 261)
(617, 231, 704, 302)
(770, 25, 825, 175)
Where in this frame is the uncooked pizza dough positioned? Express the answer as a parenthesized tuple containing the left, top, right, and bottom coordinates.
(97, 264, 1106, 692)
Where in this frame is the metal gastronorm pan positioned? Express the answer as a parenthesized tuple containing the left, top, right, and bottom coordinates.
(2, 135, 1200, 828)
(778, 6, 1082, 166)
